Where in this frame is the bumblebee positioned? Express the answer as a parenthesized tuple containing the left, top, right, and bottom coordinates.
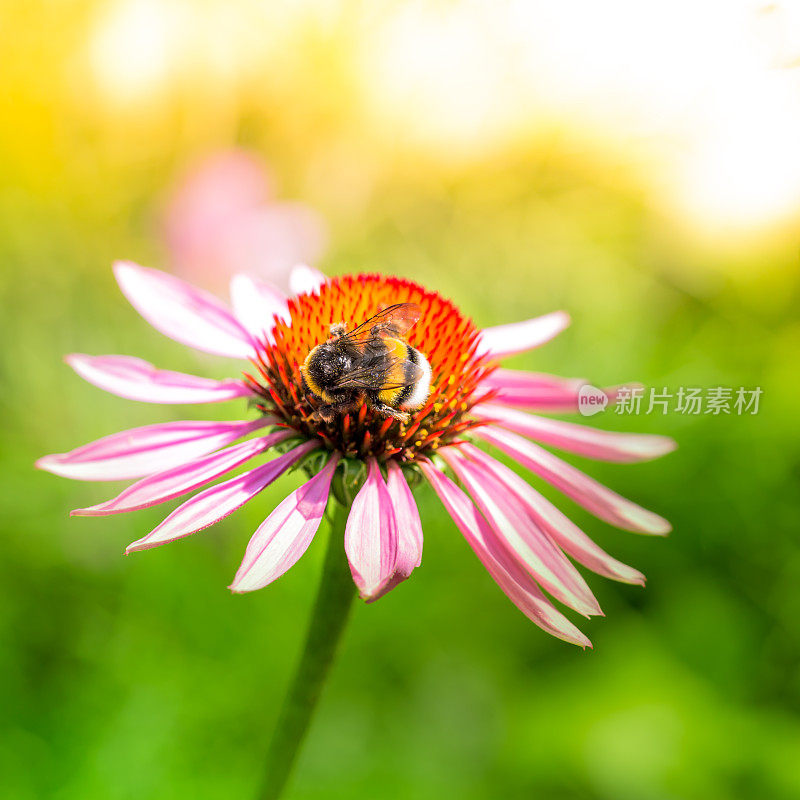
(300, 303, 432, 423)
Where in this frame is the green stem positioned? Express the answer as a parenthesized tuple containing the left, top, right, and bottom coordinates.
(257, 501, 356, 800)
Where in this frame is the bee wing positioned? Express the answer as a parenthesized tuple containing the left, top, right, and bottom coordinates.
(340, 303, 422, 343)
(332, 355, 424, 391)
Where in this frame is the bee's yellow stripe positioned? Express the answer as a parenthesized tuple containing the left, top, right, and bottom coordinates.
(378, 338, 410, 404)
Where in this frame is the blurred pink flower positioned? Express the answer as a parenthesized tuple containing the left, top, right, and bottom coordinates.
(39, 262, 675, 648)
(163, 150, 327, 293)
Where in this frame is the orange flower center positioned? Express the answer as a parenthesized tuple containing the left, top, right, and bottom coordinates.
(245, 274, 496, 463)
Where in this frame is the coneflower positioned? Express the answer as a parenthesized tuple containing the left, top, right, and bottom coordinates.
(38, 261, 674, 798)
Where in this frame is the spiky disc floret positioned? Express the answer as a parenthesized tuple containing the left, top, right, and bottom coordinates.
(245, 274, 496, 463)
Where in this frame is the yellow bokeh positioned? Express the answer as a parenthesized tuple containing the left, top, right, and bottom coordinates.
(4, 0, 800, 250)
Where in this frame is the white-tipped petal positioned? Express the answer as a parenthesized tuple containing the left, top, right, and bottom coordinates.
(476, 426, 672, 535)
(114, 261, 256, 359)
(385, 460, 424, 579)
(289, 263, 326, 297)
(420, 459, 591, 648)
(473, 403, 677, 463)
(477, 311, 570, 360)
(66, 354, 250, 404)
(230, 455, 340, 592)
(36, 417, 273, 482)
(461, 443, 645, 585)
(127, 440, 318, 552)
(229, 274, 290, 342)
(440, 447, 602, 617)
(72, 431, 290, 515)
(344, 458, 399, 600)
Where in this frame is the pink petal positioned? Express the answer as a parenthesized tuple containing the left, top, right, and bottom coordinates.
(419, 459, 591, 647)
(229, 454, 340, 592)
(385, 460, 424, 578)
(366, 461, 425, 599)
(289, 263, 326, 297)
(114, 261, 256, 359)
(478, 369, 587, 412)
(439, 447, 601, 617)
(36, 417, 273, 482)
(472, 403, 677, 463)
(72, 431, 291, 516)
(482, 368, 586, 392)
(476, 426, 671, 535)
(460, 444, 645, 585)
(66, 354, 251, 404)
(477, 311, 570, 360)
(229, 274, 290, 342)
(478, 375, 645, 413)
(126, 439, 319, 552)
(344, 458, 399, 600)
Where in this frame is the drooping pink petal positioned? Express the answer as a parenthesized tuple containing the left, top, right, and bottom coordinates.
(385, 460, 424, 578)
(229, 274, 290, 342)
(461, 444, 645, 585)
(36, 417, 273, 482)
(344, 458, 399, 601)
(476, 426, 671, 535)
(114, 261, 256, 359)
(478, 369, 587, 412)
(481, 368, 587, 392)
(289, 263, 326, 297)
(126, 439, 319, 553)
(65, 354, 251, 404)
(72, 431, 291, 516)
(439, 447, 601, 617)
(419, 459, 591, 648)
(472, 403, 677, 463)
(476, 374, 645, 413)
(229, 454, 340, 593)
(477, 311, 570, 360)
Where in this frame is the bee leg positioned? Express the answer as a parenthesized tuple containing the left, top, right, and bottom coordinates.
(313, 405, 336, 423)
(370, 400, 410, 423)
(315, 399, 356, 423)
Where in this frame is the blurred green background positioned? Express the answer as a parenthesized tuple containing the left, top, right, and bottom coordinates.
(2, 2, 800, 798)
